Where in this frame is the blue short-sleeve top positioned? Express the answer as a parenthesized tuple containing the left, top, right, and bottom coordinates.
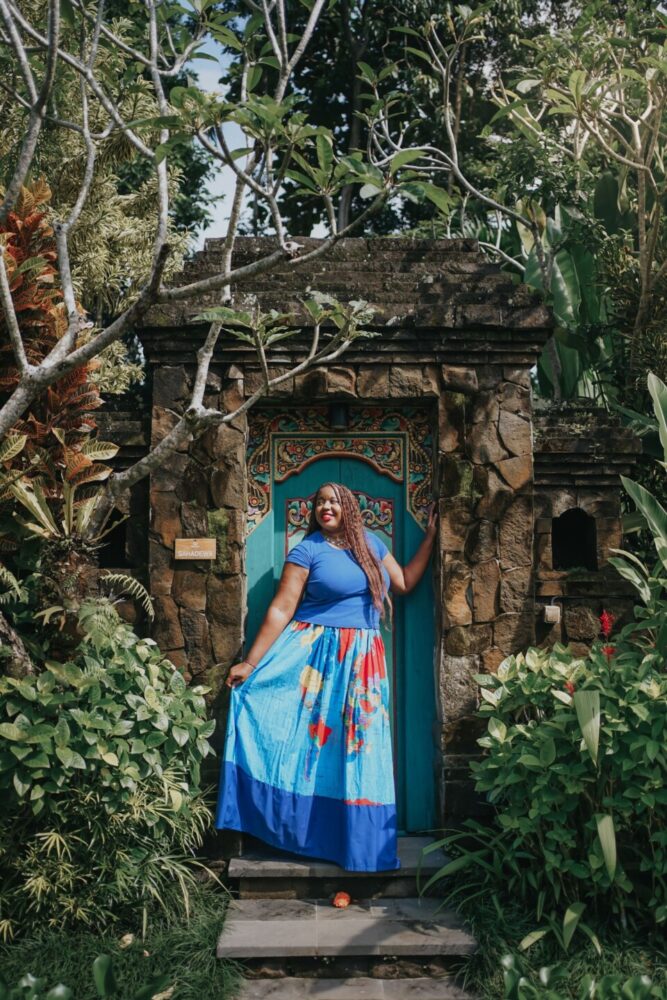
(285, 530, 390, 629)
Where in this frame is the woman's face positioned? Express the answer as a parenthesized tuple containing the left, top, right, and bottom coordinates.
(314, 485, 343, 533)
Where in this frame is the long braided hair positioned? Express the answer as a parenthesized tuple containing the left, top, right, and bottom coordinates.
(306, 482, 390, 620)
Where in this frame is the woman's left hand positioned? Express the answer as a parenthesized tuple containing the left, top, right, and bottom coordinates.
(425, 501, 438, 538)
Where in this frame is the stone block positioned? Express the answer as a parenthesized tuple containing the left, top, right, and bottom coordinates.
(180, 501, 209, 537)
(211, 460, 247, 510)
(481, 646, 506, 672)
(210, 622, 244, 666)
(357, 366, 390, 398)
(326, 366, 357, 396)
(443, 560, 472, 626)
(207, 574, 243, 625)
(536, 532, 552, 572)
(468, 421, 509, 465)
(208, 508, 244, 574)
(151, 490, 182, 547)
(464, 520, 497, 564)
(500, 566, 533, 614)
(440, 654, 479, 732)
(503, 367, 532, 388)
(149, 540, 174, 596)
(472, 559, 500, 622)
(499, 495, 533, 569)
(246, 367, 294, 396)
(294, 368, 329, 397)
(151, 406, 184, 449)
(564, 604, 599, 642)
(498, 410, 532, 457)
(441, 365, 478, 395)
(422, 364, 441, 396)
(474, 467, 513, 521)
(499, 381, 531, 415)
(493, 612, 535, 654)
(445, 624, 492, 656)
(439, 392, 466, 454)
(179, 607, 213, 673)
(172, 570, 207, 612)
(439, 497, 473, 552)
(388, 365, 423, 397)
(176, 459, 210, 506)
(150, 451, 189, 491)
(471, 391, 499, 425)
(439, 455, 474, 498)
(152, 595, 184, 650)
(495, 455, 532, 491)
(152, 366, 190, 407)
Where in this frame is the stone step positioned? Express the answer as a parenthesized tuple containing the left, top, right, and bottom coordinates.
(229, 836, 448, 879)
(237, 976, 474, 998)
(217, 898, 477, 960)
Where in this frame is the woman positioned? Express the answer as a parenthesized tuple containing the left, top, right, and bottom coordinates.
(215, 482, 437, 872)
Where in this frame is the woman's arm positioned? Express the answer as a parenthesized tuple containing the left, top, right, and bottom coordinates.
(226, 562, 309, 688)
(382, 504, 438, 596)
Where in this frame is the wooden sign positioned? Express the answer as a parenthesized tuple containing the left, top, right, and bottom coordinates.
(174, 538, 217, 560)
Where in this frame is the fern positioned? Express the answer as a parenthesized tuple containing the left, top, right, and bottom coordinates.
(101, 573, 155, 619)
(0, 562, 22, 600)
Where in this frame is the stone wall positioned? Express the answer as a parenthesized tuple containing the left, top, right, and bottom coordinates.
(121, 237, 635, 825)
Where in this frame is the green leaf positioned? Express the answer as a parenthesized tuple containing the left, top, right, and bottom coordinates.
(389, 148, 424, 174)
(46, 986, 74, 1000)
(0, 722, 28, 741)
(573, 690, 600, 766)
(13, 771, 30, 797)
(648, 373, 667, 463)
(54, 717, 71, 749)
(595, 813, 617, 880)
(93, 955, 117, 997)
(621, 476, 667, 574)
(172, 726, 189, 747)
(55, 746, 86, 769)
(357, 60, 377, 83)
(562, 901, 586, 950)
(518, 928, 549, 951)
(540, 738, 556, 767)
(488, 718, 507, 742)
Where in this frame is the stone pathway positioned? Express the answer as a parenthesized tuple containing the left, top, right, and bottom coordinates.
(218, 837, 477, 1000)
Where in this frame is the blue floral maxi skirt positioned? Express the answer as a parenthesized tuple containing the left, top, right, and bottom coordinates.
(215, 620, 400, 871)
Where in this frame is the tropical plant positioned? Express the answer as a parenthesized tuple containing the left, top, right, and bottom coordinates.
(610, 372, 667, 619)
(500, 953, 667, 1000)
(0, 599, 215, 940)
(423, 625, 667, 943)
(0, 953, 170, 1000)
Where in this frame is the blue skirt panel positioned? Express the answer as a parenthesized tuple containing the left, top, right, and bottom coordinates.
(216, 620, 399, 872)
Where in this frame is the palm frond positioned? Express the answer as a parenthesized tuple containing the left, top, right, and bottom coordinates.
(101, 573, 155, 619)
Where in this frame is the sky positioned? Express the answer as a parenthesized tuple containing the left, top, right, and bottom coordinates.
(189, 37, 245, 248)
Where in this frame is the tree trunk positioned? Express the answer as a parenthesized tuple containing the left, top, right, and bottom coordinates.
(0, 609, 34, 678)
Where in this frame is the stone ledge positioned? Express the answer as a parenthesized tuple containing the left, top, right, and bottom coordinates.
(217, 898, 477, 959)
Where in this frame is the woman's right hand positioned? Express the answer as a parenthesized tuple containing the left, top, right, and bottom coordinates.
(226, 661, 255, 689)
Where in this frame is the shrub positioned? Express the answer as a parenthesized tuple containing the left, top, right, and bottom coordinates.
(501, 953, 667, 999)
(0, 954, 170, 1000)
(0, 600, 215, 939)
(428, 629, 667, 940)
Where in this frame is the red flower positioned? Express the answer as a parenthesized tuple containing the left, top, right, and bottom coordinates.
(332, 891, 351, 908)
(564, 680, 576, 696)
(601, 645, 616, 659)
(599, 610, 615, 639)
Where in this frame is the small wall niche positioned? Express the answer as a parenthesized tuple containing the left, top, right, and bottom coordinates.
(552, 507, 598, 572)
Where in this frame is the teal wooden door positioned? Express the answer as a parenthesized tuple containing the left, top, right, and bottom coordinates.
(246, 453, 435, 833)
